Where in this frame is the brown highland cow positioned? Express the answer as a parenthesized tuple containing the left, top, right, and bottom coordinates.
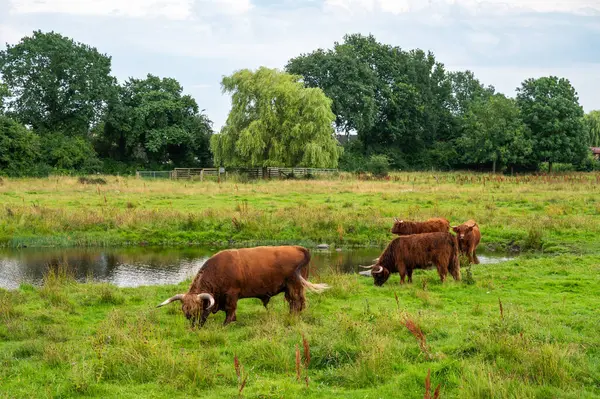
(452, 220, 481, 264)
(157, 246, 329, 327)
(391, 217, 450, 235)
(361, 232, 460, 285)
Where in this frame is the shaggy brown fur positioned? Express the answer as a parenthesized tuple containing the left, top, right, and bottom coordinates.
(391, 217, 450, 235)
(369, 232, 460, 286)
(157, 246, 329, 327)
(452, 220, 481, 264)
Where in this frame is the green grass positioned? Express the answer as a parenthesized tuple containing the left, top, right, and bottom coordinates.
(1, 256, 599, 398)
(1, 173, 600, 252)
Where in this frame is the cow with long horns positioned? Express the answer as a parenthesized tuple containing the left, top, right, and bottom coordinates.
(157, 246, 330, 327)
(391, 217, 450, 235)
(360, 232, 460, 286)
(452, 219, 481, 264)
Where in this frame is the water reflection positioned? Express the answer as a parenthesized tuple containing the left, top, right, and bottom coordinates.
(0, 247, 513, 289)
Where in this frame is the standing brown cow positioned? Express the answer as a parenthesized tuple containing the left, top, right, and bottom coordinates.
(391, 217, 450, 235)
(360, 232, 460, 286)
(157, 246, 329, 327)
(452, 220, 481, 264)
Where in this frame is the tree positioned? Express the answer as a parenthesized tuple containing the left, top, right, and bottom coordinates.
(583, 110, 600, 147)
(0, 30, 115, 135)
(458, 94, 532, 173)
(0, 81, 8, 114)
(286, 34, 454, 168)
(516, 76, 586, 172)
(211, 67, 342, 168)
(98, 74, 213, 168)
(448, 71, 495, 116)
(0, 115, 41, 176)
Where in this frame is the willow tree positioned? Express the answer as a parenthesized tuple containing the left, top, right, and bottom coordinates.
(583, 110, 600, 147)
(211, 67, 342, 168)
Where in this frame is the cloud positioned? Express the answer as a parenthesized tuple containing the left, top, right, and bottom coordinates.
(9, 0, 194, 20)
(325, 0, 600, 15)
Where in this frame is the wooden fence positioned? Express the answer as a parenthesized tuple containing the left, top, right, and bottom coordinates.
(136, 167, 338, 181)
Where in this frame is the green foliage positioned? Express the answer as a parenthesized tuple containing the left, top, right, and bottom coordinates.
(365, 154, 390, 177)
(211, 67, 341, 168)
(98, 74, 213, 168)
(0, 30, 115, 135)
(583, 110, 600, 147)
(0, 81, 8, 113)
(448, 70, 495, 116)
(41, 134, 102, 174)
(458, 94, 532, 172)
(0, 116, 42, 176)
(516, 77, 587, 171)
(286, 34, 454, 168)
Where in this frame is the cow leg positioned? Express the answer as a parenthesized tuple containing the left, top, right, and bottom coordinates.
(286, 284, 305, 313)
(472, 249, 480, 264)
(407, 269, 414, 284)
(261, 296, 270, 309)
(223, 294, 238, 326)
(199, 309, 211, 327)
(399, 263, 407, 285)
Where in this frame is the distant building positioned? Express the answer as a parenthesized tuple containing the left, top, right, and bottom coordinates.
(336, 134, 358, 146)
(592, 147, 600, 160)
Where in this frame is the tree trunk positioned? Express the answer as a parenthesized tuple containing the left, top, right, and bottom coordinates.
(492, 159, 497, 174)
(548, 161, 553, 174)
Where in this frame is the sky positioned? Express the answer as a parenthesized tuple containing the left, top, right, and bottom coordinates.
(1, 0, 600, 131)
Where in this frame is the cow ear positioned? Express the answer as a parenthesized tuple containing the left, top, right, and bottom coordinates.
(452, 226, 458, 232)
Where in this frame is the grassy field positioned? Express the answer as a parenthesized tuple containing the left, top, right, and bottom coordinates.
(1, 173, 600, 398)
(1, 173, 600, 252)
(1, 256, 599, 398)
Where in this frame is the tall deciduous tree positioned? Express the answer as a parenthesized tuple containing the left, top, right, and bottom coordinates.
(211, 67, 342, 168)
(0, 30, 115, 135)
(0, 82, 8, 114)
(583, 110, 600, 147)
(286, 34, 454, 168)
(458, 94, 532, 173)
(449, 71, 495, 116)
(516, 76, 586, 172)
(0, 115, 41, 176)
(98, 74, 213, 168)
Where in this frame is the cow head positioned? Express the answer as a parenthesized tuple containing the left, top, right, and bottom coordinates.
(157, 293, 215, 326)
(359, 264, 390, 286)
(452, 223, 475, 241)
(391, 218, 404, 234)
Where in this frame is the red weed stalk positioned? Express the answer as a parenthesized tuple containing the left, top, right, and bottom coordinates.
(498, 298, 504, 319)
(302, 334, 311, 387)
(404, 317, 431, 359)
(423, 369, 441, 399)
(295, 344, 301, 382)
(234, 355, 248, 397)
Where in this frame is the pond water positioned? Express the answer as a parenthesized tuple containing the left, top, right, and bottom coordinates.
(0, 246, 514, 290)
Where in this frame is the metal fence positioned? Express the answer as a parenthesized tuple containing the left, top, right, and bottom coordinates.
(136, 170, 172, 179)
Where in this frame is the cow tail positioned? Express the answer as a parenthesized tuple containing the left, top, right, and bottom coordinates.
(449, 235, 461, 280)
(296, 247, 330, 293)
(298, 274, 331, 293)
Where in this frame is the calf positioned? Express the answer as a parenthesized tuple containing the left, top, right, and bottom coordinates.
(452, 220, 481, 264)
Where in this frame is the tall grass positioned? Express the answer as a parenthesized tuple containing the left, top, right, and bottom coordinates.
(1, 173, 600, 251)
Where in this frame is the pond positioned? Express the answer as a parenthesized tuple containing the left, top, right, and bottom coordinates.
(0, 246, 514, 290)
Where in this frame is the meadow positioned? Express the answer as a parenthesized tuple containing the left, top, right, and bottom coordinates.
(1, 173, 600, 398)
(1, 173, 600, 252)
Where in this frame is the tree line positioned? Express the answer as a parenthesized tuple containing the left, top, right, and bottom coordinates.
(1, 31, 599, 177)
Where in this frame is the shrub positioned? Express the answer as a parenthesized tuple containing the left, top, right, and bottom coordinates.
(366, 154, 390, 178)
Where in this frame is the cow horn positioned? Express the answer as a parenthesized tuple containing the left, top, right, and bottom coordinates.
(373, 257, 379, 262)
(394, 217, 399, 222)
(197, 293, 215, 310)
(156, 294, 184, 308)
(359, 264, 375, 269)
(372, 266, 384, 273)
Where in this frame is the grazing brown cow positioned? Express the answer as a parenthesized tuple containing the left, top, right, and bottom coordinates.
(360, 232, 460, 285)
(391, 217, 450, 235)
(157, 246, 329, 327)
(452, 220, 481, 264)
